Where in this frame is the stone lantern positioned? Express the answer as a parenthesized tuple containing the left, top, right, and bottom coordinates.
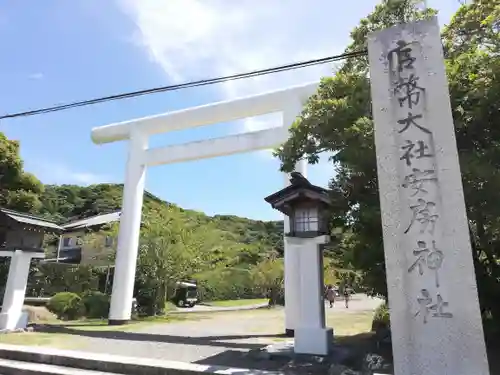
(264, 172, 333, 356)
(265, 172, 331, 238)
(0, 208, 63, 331)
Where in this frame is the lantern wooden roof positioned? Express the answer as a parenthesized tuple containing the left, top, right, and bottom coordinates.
(0, 208, 63, 232)
(264, 172, 331, 216)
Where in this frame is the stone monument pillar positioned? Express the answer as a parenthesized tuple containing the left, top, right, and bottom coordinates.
(367, 17, 489, 375)
(0, 250, 45, 331)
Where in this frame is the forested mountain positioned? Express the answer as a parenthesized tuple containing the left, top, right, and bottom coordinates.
(37, 183, 283, 254)
(1, 128, 288, 305)
(1, 128, 284, 267)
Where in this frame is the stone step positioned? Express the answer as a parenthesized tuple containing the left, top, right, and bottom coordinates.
(0, 358, 124, 375)
(0, 344, 277, 375)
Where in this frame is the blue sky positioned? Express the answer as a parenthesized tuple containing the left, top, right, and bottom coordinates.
(0, 0, 460, 221)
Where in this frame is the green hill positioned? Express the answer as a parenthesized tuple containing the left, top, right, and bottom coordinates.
(2, 131, 347, 308)
(36, 183, 285, 303)
(38, 183, 283, 260)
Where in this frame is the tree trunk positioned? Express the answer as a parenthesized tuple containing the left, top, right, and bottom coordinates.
(268, 287, 278, 307)
(104, 266, 111, 294)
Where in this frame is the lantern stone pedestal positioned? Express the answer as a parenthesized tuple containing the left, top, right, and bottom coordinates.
(264, 172, 333, 356)
(0, 250, 45, 331)
(287, 235, 333, 356)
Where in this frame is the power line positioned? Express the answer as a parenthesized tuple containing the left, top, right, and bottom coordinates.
(0, 49, 367, 121)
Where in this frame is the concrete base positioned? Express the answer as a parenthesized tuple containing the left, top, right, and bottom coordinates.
(254, 339, 350, 363)
(252, 340, 392, 374)
(294, 327, 333, 356)
(0, 310, 29, 331)
(108, 319, 129, 326)
(284, 328, 294, 337)
(0, 313, 17, 331)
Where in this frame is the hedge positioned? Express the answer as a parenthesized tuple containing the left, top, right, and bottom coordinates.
(81, 291, 110, 319)
(46, 292, 86, 320)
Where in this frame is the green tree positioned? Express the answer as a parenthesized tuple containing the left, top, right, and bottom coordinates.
(250, 252, 284, 306)
(0, 132, 44, 212)
(134, 208, 213, 314)
(442, 0, 500, 328)
(276, 0, 500, 327)
(37, 181, 286, 305)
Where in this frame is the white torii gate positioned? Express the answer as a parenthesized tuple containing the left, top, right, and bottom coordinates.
(91, 81, 319, 336)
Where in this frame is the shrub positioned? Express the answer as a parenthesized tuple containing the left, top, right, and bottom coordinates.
(196, 268, 262, 302)
(29, 264, 100, 297)
(81, 291, 110, 319)
(372, 302, 390, 332)
(135, 284, 163, 316)
(47, 292, 85, 320)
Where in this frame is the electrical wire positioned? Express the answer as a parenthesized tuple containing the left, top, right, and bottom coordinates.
(0, 49, 367, 121)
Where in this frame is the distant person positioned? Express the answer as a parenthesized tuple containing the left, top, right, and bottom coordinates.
(344, 287, 350, 308)
(326, 285, 336, 308)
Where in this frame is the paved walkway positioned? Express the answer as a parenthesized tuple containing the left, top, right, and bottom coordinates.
(40, 295, 383, 370)
(170, 302, 269, 314)
(173, 294, 369, 314)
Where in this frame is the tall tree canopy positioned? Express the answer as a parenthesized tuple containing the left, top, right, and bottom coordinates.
(276, 0, 500, 325)
(0, 132, 44, 212)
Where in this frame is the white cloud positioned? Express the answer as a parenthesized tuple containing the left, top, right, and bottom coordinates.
(118, 0, 345, 135)
(119, 0, 455, 172)
(118, 0, 351, 171)
(27, 160, 111, 186)
(116, 0, 459, 187)
(118, 0, 459, 120)
(28, 73, 44, 80)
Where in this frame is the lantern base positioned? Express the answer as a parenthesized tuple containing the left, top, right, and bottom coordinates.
(294, 327, 333, 356)
(285, 328, 295, 337)
(0, 311, 28, 331)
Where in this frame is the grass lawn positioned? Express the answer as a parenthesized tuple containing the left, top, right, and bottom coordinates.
(326, 311, 374, 336)
(0, 332, 74, 348)
(58, 314, 190, 331)
(0, 314, 195, 349)
(207, 298, 268, 307)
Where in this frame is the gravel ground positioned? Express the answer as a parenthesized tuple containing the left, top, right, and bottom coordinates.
(40, 295, 384, 373)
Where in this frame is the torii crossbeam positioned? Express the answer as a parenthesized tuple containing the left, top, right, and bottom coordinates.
(91, 81, 319, 336)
